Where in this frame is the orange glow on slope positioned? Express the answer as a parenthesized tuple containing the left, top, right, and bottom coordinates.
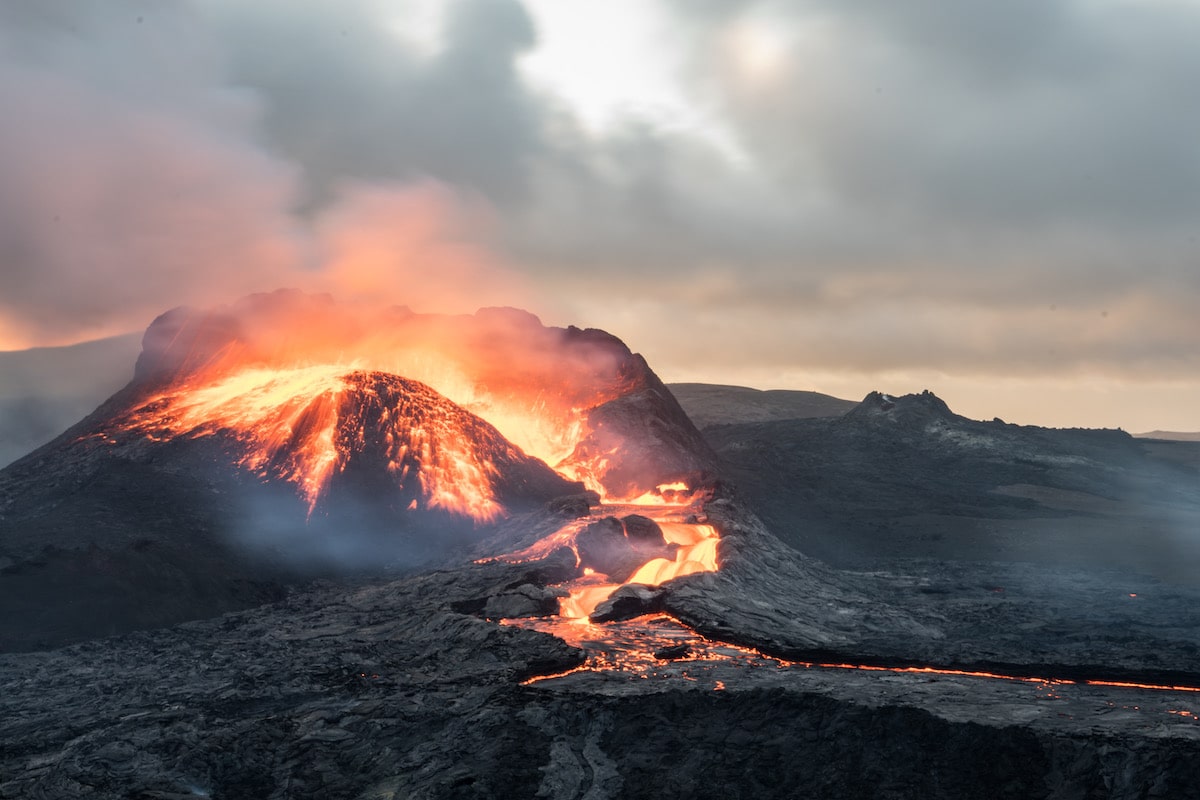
(491, 490, 722, 621)
(1084, 680, 1200, 694)
(560, 577, 624, 620)
(117, 366, 512, 521)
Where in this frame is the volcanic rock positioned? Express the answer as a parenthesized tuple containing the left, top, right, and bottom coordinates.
(574, 518, 677, 583)
(569, 372, 718, 498)
(590, 584, 666, 623)
(652, 643, 691, 660)
(701, 389, 1200, 578)
(482, 584, 565, 619)
(0, 368, 581, 652)
(667, 382, 857, 428)
(545, 493, 598, 517)
(4, 534, 1200, 800)
(574, 518, 642, 580)
(620, 514, 662, 545)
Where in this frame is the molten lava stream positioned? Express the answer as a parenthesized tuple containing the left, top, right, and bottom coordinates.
(507, 613, 770, 685)
(511, 509, 1200, 705)
(558, 519, 721, 621)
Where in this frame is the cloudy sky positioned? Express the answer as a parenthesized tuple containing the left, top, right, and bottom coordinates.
(2, 0, 1198, 431)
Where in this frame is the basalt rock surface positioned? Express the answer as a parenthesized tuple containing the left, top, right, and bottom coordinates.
(4, 537, 1200, 800)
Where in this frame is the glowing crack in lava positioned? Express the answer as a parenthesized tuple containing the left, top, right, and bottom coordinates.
(503, 501, 1200, 705)
(116, 366, 533, 521)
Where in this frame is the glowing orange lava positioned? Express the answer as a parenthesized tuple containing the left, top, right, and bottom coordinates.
(97, 294, 717, 518)
(117, 366, 517, 521)
(114, 294, 708, 505)
(500, 496, 722, 621)
(493, 488, 721, 621)
(1083, 679, 1200, 694)
(616, 481, 695, 506)
(623, 523, 719, 587)
(513, 611, 1200, 705)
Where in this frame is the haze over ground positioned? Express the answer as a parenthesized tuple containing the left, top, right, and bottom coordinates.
(1, 0, 1197, 432)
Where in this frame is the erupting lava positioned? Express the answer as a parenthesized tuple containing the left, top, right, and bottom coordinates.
(102, 291, 714, 517)
(117, 367, 530, 520)
(75, 291, 716, 527)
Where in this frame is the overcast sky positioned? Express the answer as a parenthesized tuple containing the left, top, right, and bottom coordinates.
(1, 0, 1198, 430)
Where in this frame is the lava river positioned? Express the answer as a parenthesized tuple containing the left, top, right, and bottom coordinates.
(499, 497, 1200, 729)
(497, 487, 719, 621)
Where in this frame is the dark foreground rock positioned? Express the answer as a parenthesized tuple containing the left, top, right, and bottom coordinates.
(591, 584, 665, 622)
(4, 541, 1200, 800)
(6, 482, 1200, 800)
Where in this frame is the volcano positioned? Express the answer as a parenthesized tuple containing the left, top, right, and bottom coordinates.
(126, 289, 716, 498)
(0, 291, 716, 650)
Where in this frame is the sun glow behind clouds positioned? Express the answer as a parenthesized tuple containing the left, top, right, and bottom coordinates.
(723, 12, 792, 86)
(517, 0, 747, 164)
(519, 0, 686, 130)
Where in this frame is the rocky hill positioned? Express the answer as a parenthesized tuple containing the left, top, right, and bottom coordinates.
(703, 390, 1200, 578)
(667, 382, 855, 428)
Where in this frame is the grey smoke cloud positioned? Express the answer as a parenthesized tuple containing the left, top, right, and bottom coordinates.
(0, 1, 524, 346)
(0, 2, 301, 344)
(1, 0, 1197, 417)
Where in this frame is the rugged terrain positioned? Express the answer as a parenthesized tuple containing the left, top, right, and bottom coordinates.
(3, 307, 1200, 798)
(4, 495, 1200, 800)
(700, 390, 1200, 579)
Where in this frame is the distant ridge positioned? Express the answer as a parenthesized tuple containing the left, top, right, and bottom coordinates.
(667, 383, 856, 429)
(1135, 431, 1200, 442)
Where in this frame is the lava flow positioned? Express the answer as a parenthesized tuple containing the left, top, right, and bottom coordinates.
(115, 367, 526, 520)
(496, 485, 721, 620)
(502, 499, 1200, 707)
(558, 521, 720, 619)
